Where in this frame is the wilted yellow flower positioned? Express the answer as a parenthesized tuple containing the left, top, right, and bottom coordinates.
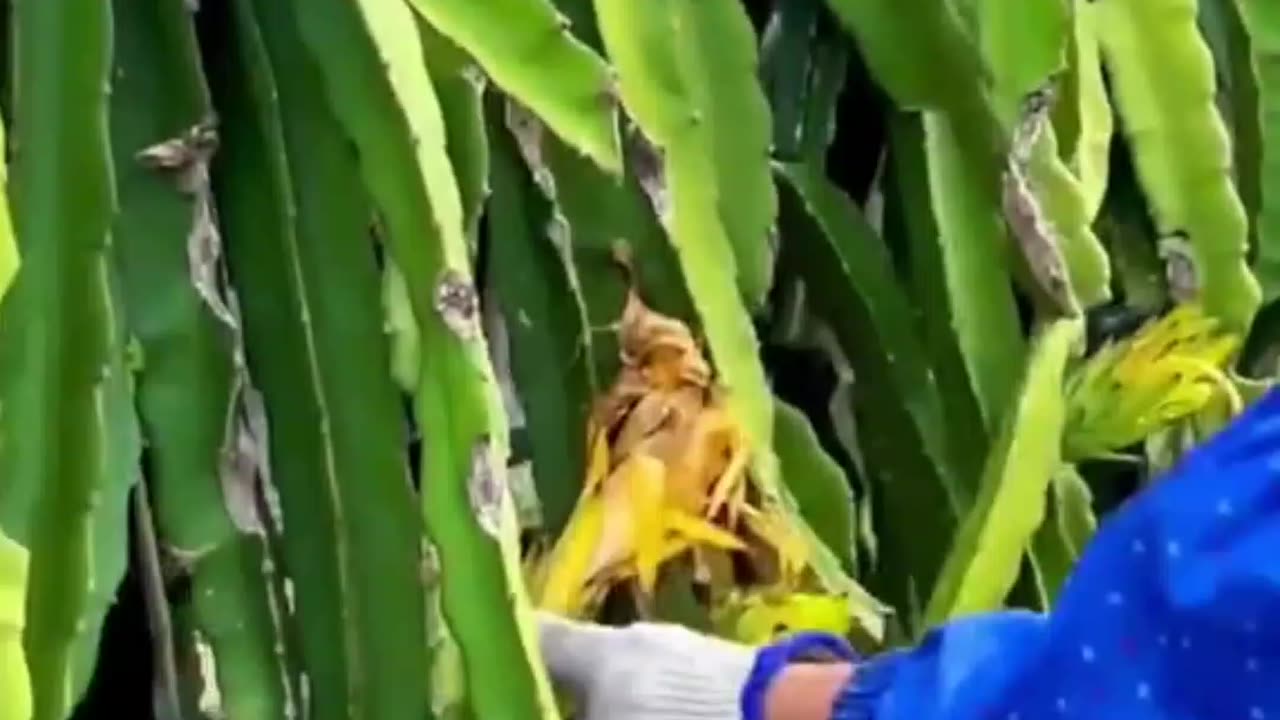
(531, 288, 814, 620)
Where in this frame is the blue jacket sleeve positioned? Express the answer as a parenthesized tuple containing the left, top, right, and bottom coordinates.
(834, 386, 1280, 720)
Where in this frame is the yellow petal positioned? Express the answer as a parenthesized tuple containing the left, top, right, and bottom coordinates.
(728, 474, 747, 529)
(742, 506, 808, 583)
(584, 422, 611, 495)
(610, 391, 678, 459)
(663, 403, 736, 513)
(665, 510, 748, 551)
(587, 470, 641, 578)
(536, 495, 607, 616)
(625, 455, 668, 594)
(705, 437, 749, 519)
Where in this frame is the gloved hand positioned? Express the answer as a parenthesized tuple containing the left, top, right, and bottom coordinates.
(537, 611, 757, 720)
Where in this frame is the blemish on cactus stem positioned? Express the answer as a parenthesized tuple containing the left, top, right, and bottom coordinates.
(434, 269, 480, 340)
(467, 437, 505, 540)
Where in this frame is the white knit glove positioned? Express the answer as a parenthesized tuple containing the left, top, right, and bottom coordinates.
(537, 611, 758, 720)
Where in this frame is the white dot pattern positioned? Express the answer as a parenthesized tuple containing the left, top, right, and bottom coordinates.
(826, 388, 1280, 720)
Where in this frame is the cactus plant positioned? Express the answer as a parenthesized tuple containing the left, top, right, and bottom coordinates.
(0, 0, 1276, 716)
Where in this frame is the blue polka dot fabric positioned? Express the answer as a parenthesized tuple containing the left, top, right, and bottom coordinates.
(835, 386, 1280, 720)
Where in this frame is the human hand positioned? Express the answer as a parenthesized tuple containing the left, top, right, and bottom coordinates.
(536, 611, 757, 720)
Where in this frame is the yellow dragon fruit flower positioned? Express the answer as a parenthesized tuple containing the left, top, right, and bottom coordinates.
(1063, 304, 1242, 461)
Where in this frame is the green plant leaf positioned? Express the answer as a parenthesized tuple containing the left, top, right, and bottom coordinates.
(385, 23, 491, 390)
(881, 114, 991, 491)
(112, 2, 292, 715)
(977, 0, 1069, 120)
(592, 0, 778, 310)
(773, 399, 857, 576)
(0, 0, 141, 714)
(1238, 0, 1280, 302)
(74, 260, 143, 703)
(542, 134, 695, 384)
(1198, 0, 1263, 276)
(1059, 2, 1115, 220)
(1025, 127, 1113, 308)
(1030, 464, 1095, 602)
(821, 0, 985, 112)
(405, 0, 621, 173)
(1095, 145, 1169, 312)
(1054, 465, 1097, 558)
(205, 0, 432, 716)
(925, 317, 1083, 627)
(924, 114, 1028, 432)
(760, 5, 849, 166)
(822, 0, 1005, 179)
(776, 161, 957, 621)
(486, 99, 594, 537)
(288, 1, 559, 716)
(1096, 0, 1261, 331)
(552, 0, 603, 49)
(823, 5, 1028, 435)
(0, 533, 30, 720)
(421, 21, 491, 247)
(978, 0, 1110, 309)
(0, 116, 15, 305)
(759, 1, 818, 160)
